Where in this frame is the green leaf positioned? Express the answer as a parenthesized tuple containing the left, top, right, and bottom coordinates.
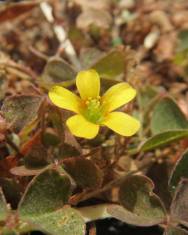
(2, 228, 19, 235)
(91, 47, 136, 79)
(1, 95, 42, 133)
(164, 226, 188, 235)
(63, 157, 103, 189)
(177, 30, 188, 51)
(170, 179, 188, 227)
(140, 130, 188, 152)
(169, 149, 188, 191)
(41, 57, 76, 88)
(0, 188, 9, 221)
(23, 207, 85, 235)
(18, 168, 71, 217)
(151, 97, 188, 135)
(137, 86, 158, 111)
(18, 168, 85, 235)
(80, 48, 102, 69)
(174, 49, 188, 66)
(108, 175, 166, 226)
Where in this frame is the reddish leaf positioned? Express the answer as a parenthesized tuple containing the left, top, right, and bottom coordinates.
(0, 2, 38, 24)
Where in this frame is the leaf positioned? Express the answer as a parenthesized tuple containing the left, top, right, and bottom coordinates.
(177, 30, 188, 51)
(24, 144, 48, 169)
(42, 131, 60, 147)
(23, 207, 85, 235)
(41, 57, 76, 88)
(174, 49, 188, 66)
(1, 95, 42, 133)
(140, 130, 188, 152)
(10, 165, 45, 176)
(91, 47, 136, 79)
(0, 178, 21, 209)
(147, 162, 172, 209)
(164, 226, 188, 235)
(18, 168, 85, 235)
(0, 1, 38, 24)
(169, 149, 188, 191)
(0, 188, 9, 221)
(151, 97, 188, 135)
(18, 168, 71, 217)
(59, 143, 80, 158)
(108, 175, 166, 226)
(170, 179, 188, 227)
(137, 86, 158, 111)
(63, 157, 103, 189)
(80, 48, 103, 69)
(2, 228, 19, 235)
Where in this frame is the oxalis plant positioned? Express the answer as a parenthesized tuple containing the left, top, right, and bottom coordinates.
(1, 46, 188, 235)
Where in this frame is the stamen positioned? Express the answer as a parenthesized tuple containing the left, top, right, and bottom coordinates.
(83, 97, 104, 124)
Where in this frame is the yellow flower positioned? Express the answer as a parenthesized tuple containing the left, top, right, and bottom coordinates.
(48, 69, 140, 139)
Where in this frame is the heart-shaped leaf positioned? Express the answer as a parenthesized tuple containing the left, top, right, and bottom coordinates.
(140, 130, 188, 152)
(169, 149, 188, 191)
(107, 175, 166, 226)
(41, 57, 76, 88)
(22, 207, 85, 235)
(170, 179, 188, 227)
(151, 97, 188, 135)
(1, 95, 42, 133)
(18, 168, 71, 217)
(63, 157, 103, 189)
(18, 167, 85, 235)
(91, 47, 136, 79)
(0, 188, 9, 221)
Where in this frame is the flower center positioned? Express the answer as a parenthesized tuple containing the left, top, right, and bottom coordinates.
(82, 96, 104, 124)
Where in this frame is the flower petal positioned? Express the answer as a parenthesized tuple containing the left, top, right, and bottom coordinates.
(102, 83, 136, 112)
(102, 112, 140, 136)
(66, 115, 99, 139)
(76, 70, 100, 100)
(49, 86, 81, 113)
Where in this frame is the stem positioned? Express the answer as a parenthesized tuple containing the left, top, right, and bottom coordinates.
(76, 204, 113, 222)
